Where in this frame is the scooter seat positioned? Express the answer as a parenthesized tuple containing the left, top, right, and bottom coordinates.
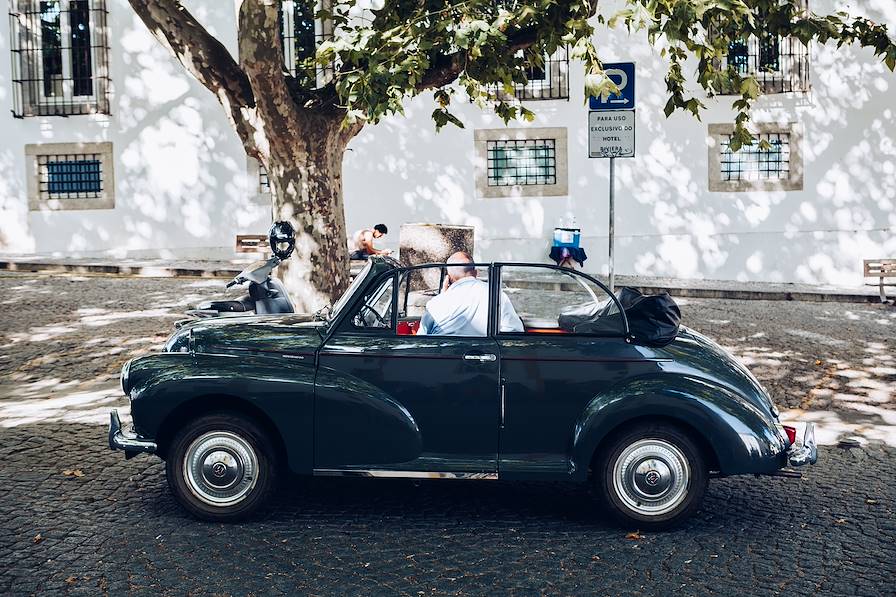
(206, 300, 249, 312)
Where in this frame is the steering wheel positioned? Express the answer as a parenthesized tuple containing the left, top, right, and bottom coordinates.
(357, 303, 387, 327)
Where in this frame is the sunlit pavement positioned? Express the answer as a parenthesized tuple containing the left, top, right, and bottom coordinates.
(1, 272, 894, 595)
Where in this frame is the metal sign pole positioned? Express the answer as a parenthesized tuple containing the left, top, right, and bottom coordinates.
(608, 156, 615, 293)
(588, 62, 635, 295)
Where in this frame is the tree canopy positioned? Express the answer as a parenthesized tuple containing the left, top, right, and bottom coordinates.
(321, 0, 895, 149)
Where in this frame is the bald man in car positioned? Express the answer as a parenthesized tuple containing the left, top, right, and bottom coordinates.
(417, 252, 524, 336)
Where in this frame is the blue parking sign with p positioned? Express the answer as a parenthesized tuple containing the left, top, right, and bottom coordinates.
(588, 62, 636, 110)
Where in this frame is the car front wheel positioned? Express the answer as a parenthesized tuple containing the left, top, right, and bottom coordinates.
(166, 413, 277, 521)
(596, 423, 707, 530)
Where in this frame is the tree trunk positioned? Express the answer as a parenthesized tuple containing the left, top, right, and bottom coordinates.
(262, 114, 353, 313)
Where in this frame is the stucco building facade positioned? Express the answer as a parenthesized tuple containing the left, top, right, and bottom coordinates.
(1, 0, 894, 286)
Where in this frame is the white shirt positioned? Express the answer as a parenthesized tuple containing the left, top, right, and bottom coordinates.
(417, 277, 524, 336)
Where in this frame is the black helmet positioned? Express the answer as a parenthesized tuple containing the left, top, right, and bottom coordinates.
(269, 221, 296, 260)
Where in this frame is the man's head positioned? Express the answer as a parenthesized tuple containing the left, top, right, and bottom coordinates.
(373, 224, 388, 238)
(446, 251, 477, 283)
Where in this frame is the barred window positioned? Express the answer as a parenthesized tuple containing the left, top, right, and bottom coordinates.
(498, 47, 570, 101)
(487, 139, 557, 186)
(475, 127, 568, 198)
(712, 3, 810, 94)
(42, 156, 102, 196)
(8, 0, 110, 117)
(26, 142, 114, 209)
(279, 0, 334, 87)
(708, 123, 803, 192)
(720, 134, 790, 182)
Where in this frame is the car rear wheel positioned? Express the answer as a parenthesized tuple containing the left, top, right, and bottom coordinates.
(166, 413, 277, 521)
(596, 423, 707, 530)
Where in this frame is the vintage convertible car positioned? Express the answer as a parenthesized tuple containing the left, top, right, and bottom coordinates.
(109, 257, 816, 528)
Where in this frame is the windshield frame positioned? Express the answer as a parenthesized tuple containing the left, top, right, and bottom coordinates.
(328, 260, 375, 322)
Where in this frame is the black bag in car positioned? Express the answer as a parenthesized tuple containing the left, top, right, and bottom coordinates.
(558, 286, 681, 346)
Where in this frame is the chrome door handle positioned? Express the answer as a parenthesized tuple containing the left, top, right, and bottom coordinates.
(464, 353, 497, 362)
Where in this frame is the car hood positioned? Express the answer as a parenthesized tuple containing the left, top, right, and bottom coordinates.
(660, 326, 778, 419)
(164, 314, 326, 355)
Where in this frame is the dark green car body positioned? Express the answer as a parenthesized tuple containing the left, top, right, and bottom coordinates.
(116, 258, 797, 482)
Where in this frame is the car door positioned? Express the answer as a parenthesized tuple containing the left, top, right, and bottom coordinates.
(495, 264, 663, 479)
(314, 265, 501, 475)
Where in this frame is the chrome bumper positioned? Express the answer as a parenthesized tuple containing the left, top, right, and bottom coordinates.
(787, 422, 817, 467)
(108, 409, 157, 457)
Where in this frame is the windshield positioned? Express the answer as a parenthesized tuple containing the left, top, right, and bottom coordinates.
(329, 260, 374, 321)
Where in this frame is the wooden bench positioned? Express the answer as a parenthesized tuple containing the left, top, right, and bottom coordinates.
(864, 259, 896, 303)
(235, 234, 270, 255)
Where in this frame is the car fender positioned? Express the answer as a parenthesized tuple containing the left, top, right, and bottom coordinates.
(313, 364, 423, 468)
(570, 374, 787, 480)
(126, 352, 315, 473)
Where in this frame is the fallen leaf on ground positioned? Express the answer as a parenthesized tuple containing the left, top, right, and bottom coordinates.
(33, 533, 43, 544)
(625, 531, 642, 540)
(814, 360, 822, 366)
(64, 576, 77, 585)
(61, 469, 84, 478)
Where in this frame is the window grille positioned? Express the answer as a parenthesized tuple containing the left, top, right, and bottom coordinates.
(492, 46, 570, 101)
(258, 164, 271, 195)
(37, 153, 104, 199)
(8, 0, 110, 117)
(279, 0, 334, 87)
(486, 139, 557, 186)
(719, 133, 790, 182)
(711, 2, 810, 94)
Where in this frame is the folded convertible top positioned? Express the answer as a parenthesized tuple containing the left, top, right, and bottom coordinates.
(558, 286, 681, 346)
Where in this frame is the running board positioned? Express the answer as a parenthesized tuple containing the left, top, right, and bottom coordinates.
(313, 469, 498, 480)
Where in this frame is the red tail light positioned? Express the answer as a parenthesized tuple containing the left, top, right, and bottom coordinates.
(783, 425, 797, 445)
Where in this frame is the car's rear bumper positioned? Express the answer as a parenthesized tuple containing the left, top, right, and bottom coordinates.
(108, 409, 157, 458)
(787, 422, 817, 467)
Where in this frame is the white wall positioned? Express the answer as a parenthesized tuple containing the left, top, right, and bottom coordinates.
(1, 0, 894, 286)
(0, 0, 269, 258)
(343, 0, 896, 286)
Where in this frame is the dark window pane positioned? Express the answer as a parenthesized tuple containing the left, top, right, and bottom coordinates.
(727, 40, 749, 74)
(758, 35, 780, 72)
(40, 1, 63, 97)
(70, 0, 94, 96)
(47, 159, 102, 195)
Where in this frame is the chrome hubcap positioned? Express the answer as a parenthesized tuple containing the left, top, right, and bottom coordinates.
(612, 439, 690, 516)
(184, 431, 258, 507)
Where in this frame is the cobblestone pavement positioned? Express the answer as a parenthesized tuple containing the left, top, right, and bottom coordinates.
(1, 273, 895, 596)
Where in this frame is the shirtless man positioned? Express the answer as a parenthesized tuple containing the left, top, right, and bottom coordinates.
(349, 224, 390, 260)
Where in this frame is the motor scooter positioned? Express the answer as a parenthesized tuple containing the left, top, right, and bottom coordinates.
(184, 221, 296, 320)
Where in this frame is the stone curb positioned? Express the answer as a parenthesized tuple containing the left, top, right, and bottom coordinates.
(0, 259, 886, 303)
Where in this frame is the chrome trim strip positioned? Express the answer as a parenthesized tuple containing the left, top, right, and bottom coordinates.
(108, 409, 157, 454)
(463, 353, 497, 362)
(312, 469, 499, 480)
(500, 382, 506, 429)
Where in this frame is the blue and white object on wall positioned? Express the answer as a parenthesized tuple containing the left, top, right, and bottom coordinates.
(588, 62, 636, 111)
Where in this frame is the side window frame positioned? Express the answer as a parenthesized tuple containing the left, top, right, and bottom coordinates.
(337, 271, 398, 335)
(494, 263, 629, 338)
(396, 262, 496, 339)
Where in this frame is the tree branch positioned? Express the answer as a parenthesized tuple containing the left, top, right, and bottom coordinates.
(126, 0, 258, 152)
